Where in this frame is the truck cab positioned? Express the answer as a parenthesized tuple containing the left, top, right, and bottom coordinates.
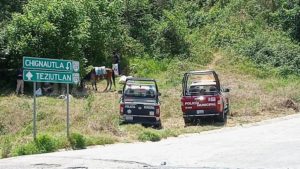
(119, 78, 161, 128)
(181, 70, 230, 124)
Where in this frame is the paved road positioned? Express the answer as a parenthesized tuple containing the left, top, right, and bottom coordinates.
(1, 114, 300, 169)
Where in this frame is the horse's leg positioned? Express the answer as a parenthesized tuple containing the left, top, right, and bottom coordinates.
(104, 76, 109, 92)
(94, 80, 97, 91)
(109, 73, 113, 91)
(112, 70, 116, 89)
(91, 79, 94, 90)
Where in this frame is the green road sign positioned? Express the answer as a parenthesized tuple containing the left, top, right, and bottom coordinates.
(23, 69, 80, 84)
(23, 56, 79, 72)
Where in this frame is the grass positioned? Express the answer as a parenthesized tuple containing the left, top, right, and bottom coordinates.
(138, 130, 161, 142)
(215, 51, 300, 126)
(0, 51, 300, 158)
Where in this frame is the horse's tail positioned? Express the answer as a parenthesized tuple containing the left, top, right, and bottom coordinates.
(112, 69, 116, 87)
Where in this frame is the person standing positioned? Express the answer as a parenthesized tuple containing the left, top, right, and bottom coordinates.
(16, 68, 24, 95)
(112, 51, 121, 76)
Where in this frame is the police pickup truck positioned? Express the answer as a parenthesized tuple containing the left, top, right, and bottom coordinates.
(119, 78, 161, 128)
(181, 70, 230, 124)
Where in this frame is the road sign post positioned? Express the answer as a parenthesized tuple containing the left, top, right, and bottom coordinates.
(33, 82, 37, 140)
(67, 84, 70, 138)
(23, 56, 79, 139)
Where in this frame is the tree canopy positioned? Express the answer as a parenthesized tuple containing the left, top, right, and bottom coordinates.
(1, 0, 300, 76)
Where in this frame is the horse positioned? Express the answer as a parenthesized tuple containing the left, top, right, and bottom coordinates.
(81, 67, 116, 92)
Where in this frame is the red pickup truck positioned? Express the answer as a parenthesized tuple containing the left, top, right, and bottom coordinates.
(181, 70, 230, 124)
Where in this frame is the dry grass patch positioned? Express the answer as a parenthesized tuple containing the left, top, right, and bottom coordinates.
(215, 54, 300, 127)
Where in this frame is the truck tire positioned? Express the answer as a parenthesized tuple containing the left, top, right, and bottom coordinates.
(225, 103, 230, 115)
(155, 121, 163, 129)
(184, 117, 192, 126)
(217, 111, 227, 123)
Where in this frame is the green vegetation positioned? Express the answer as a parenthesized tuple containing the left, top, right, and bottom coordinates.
(138, 130, 161, 142)
(14, 141, 38, 156)
(69, 133, 86, 149)
(1, 0, 300, 77)
(1, 0, 300, 158)
(1, 136, 12, 158)
(137, 129, 180, 142)
(14, 134, 57, 156)
(35, 134, 57, 153)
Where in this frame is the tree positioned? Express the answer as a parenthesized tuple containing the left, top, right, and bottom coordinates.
(0, 0, 27, 22)
(4, 0, 132, 74)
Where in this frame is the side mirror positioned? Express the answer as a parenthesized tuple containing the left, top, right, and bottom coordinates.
(118, 90, 123, 94)
(224, 88, 230, 92)
(158, 92, 162, 96)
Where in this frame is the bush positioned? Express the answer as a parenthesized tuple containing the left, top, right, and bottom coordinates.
(35, 134, 57, 153)
(138, 130, 161, 142)
(13, 134, 57, 156)
(69, 133, 86, 149)
(15, 142, 38, 156)
(234, 31, 300, 76)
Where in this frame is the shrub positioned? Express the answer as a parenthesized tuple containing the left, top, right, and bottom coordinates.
(15, 142, 38, 156)
(138, 130, 161, 142)
(35, 134, 57, 153)
(69, 133, 86, 149)
(234, 30, 300, 76)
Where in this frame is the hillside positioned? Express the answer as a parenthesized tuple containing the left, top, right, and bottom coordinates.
(1, 52, 299, 158)
(1, 0, 300, 76)
(1, 0, 300, 158)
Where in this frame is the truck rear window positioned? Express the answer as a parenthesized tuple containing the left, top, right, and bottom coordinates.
(124, 84, 157, 99)
(187, 85, 218, 96)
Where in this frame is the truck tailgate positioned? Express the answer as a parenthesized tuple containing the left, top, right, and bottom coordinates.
(181, 96, 219, 112)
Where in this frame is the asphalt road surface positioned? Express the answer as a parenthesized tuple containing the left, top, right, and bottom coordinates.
(1, 114, 300, 169)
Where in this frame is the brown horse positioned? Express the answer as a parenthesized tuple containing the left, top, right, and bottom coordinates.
(81, 67, 115, 92)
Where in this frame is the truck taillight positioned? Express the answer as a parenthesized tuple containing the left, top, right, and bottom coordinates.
(155, 105, 160, 117)
(216, 96, 223, 112)
(120, 104, 124, 115)
(181, 98, 185, 106)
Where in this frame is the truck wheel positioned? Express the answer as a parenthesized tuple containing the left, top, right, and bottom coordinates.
(184, 117, 192, 126)
(119, 117, 126, 125)
(217, 111, 227, 123)
(154, 121, 162, 129)
(226, 104, 230, 115)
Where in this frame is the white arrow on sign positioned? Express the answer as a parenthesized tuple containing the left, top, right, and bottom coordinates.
(66, 62, 72, 70)
(26, 71, 33, 80)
